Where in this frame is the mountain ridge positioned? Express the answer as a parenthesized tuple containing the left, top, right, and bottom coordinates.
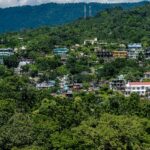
(2, 3, 150, 49)
(0, 1, 149, 33)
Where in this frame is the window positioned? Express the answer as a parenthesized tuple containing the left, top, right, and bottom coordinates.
(137, 87, 140, 90)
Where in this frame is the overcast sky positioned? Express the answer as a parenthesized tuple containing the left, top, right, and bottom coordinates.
(0, 0, 148, 8)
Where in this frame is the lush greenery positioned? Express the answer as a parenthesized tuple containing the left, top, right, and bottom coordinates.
(0, 2, 148, 33)
(0, 4, 150, 150)
(0, 79, 150, 149)
(1, 2, 150, 48)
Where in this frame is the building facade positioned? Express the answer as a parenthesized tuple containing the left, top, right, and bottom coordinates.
(144, 72, 150, 79)
(127, 43, 143, 59)
(110, 75, 126, 92)
(0, 48, 14, 64)
(145, 48, 150, 59)
(84, 38, 98, 45)
(36, 81, 56, 89)
(125, 82, 150, 96)
(112, 51, 127, 59)
(97, 50, 112, 59)
(53, 48, 69, 55)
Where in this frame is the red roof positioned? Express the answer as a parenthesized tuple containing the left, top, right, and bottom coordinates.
(129, 82, 150, 86)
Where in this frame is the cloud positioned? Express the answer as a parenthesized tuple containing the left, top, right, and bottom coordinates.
(0, 0, 147, 8)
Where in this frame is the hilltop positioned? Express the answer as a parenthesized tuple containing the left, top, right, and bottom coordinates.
(0, 1, 148, 33)
(2, 2, 150, 48)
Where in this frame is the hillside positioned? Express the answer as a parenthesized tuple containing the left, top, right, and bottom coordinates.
(0, 1, 148, 33)
(0, 4, 150, 150)
(2, 2, 150, 49)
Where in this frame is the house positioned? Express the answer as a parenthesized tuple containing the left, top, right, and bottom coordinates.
(110, 75, 126, 92)
(15, 60, 32, 74)
(119, 44, 126, 49)
(0, 48, 14, 64)
(125, 82, 150, 96)
(60, 55, 68, 64)
(97, 50, 112, 59)
(127, 43, 143, 59)
(84, 38, 98, 45)
(53, 48, 69, 55)
(66, 90, 73, 97)
(112, 51, 127, 59)
(145, 48, 150, 59)
(36, 81, 56, 89)
(73, 83, 83, 90)
(144, 72, 150, 79)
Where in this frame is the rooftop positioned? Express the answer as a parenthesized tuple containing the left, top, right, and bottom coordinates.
(53, 48, 68, 52)
(128, 43, 142, 48)
(128, 82, 150, 86)
(144, 72, 150, 74)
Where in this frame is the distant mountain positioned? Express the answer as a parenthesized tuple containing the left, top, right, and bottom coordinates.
(0, 1, 149, 33)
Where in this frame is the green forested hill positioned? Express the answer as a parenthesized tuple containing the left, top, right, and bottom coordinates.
(0, 4, 150, 150)
(0, 1, 148, 33)
(2, 3, 150, 49)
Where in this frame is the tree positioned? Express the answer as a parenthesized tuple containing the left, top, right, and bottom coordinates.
(3, 55, 19, 68)
(70, 114, 150, 149)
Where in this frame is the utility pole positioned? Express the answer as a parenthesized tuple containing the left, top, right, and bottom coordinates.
(89, 5, 92, 17)
(84, 4, 87, 19)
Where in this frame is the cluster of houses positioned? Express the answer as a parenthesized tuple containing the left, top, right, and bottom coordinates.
(36, 75, 100, 97)
(35, 72, 150, 98)
(110, 73, 150, 98)
(2, 39, 150, 98)
(18, 44, 150, 98)
(96, 43, 150, 59)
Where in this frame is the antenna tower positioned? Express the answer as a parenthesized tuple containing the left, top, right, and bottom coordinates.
(89, 6, 92, 17)
(84, 4, 87, 19)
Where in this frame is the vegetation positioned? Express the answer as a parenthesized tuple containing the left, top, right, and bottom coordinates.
(1, 3, 150, 48)
(0, 4, 150, 149)
(0, 2, 148, 33)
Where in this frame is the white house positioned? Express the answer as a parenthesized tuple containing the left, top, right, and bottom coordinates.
(84, 38, 98, 45)
(36, 81, 56, 89)
(127, 43, 143, 59)
(15, 60, 32, 74)
(125, 82, 150, 96)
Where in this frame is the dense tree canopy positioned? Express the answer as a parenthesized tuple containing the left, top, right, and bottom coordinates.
(0, 3, 150, 149)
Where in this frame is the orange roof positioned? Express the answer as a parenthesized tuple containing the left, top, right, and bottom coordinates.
(113, 51, 127, 53)
(129, 82, 150, 86)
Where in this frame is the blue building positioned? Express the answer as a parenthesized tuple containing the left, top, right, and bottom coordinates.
(128, 43, 142, 49)
(53, 48, 69, 55)
(0, 48, 14, 64)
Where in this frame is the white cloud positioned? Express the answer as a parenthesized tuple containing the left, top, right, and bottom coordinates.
(0, 0, 148, 8)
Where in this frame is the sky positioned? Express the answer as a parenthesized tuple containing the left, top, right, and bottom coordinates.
(0, 0, 148, 8)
